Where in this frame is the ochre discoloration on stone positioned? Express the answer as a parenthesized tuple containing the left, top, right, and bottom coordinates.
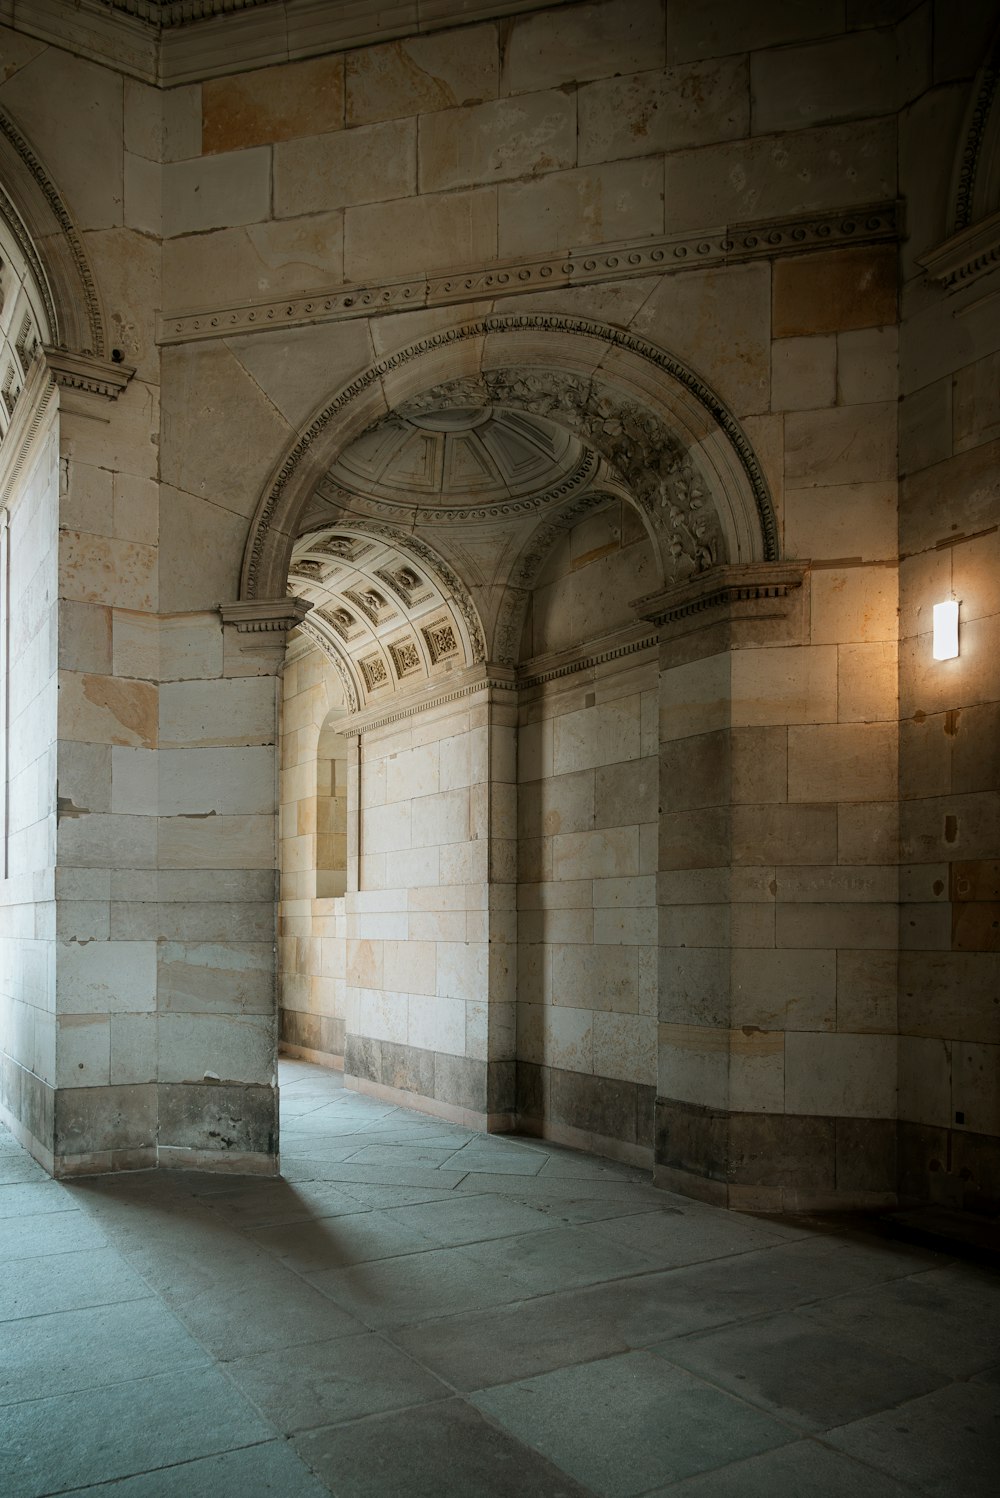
(203, 55, 345, 154)
(80, 674, 158, 747)
(773, 246, 897, 336)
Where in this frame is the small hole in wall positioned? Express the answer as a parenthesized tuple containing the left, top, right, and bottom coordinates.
(584, 692, 595, 708)
(955, 1110, 965, 1125)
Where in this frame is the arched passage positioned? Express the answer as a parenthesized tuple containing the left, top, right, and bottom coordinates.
(261, 313, 779, 1150)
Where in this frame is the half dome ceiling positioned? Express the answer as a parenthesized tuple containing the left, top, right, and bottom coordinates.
(317, 407, 591, 523)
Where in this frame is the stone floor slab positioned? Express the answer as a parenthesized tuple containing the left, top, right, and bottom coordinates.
(646, 1438, 923, 1496)
(824, 1381, 1000, 1498)
(57, 1440, 333, 1497)
(0, 1245, 153, 1321)
(650, 1311, 947, 1432)
(223, 1329, 451, 1433)
(472, 1349, 795, 1495)
(0, 1365, 275, 1498)
(0, 1296, 209, 1406)
(294, 1397, 597, 1498)
(800, 1262, 1000, 1377)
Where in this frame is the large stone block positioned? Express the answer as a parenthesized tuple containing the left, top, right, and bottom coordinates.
(578, 54, 749, 163)
(419, 91, 575, 193)
(345, 25, 498, 126)
(504, 0, 664, 94)
(668, 0, 842, 63)
(751, 27, 898, 134)
(275, 117, 415, 216)
(787, 721, 896, 801)
(784, 1031, 896, 1117)
(774, 246, 897, 337)
(203, 54, 345, 153)
(785, 404, 897, 488)
(163, 148, 271, 236)
(498, 157, 664, 259)
(665, 120, 896, 234)
(344, 187, 496, 282)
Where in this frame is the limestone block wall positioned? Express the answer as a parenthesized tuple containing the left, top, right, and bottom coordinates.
(516, 502, 659, 1163)
(0, 410, 59, 1159)
(157, 0, 901, 311)
(345, 685, 517, 1125)
(653, 235, 901, 1210)
(894, 6, 1000, 1212)
(278, 635, 348, 1064)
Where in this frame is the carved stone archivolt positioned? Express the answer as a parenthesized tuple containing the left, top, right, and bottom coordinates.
(242, 314, 777, 611)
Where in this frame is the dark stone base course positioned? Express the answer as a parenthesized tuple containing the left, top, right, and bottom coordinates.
(1, 1052, 278, 1171)
(280, 1006, 345, 1060)
(1, 1051, 54, 1153)
(345, 1034, 515, 1117)
(158, 1083, 277, 1156)
(517, 1061, 655, 1151)
(898, 1119, 1000, 1215)
(654, 1097, 899, 1206)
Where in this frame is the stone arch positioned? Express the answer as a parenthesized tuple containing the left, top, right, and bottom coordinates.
(241, 314, 778, 609)
(950, 21, 1000, 234)
(0, 105, 106, 356)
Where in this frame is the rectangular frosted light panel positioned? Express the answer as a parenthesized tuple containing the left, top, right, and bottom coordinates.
(933, 599, 959, 660)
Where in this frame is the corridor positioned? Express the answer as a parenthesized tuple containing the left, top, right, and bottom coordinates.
(2, 1059, 998, 1497)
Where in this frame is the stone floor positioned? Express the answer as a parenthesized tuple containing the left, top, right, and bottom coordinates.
(2, 1058, 998, 1497)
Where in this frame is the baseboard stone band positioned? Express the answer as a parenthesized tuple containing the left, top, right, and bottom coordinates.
(654, 1096, 898, 1213)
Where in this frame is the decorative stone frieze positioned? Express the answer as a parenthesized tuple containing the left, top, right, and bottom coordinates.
(160, 204, 901, 348)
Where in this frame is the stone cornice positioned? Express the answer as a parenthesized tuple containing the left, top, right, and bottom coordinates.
(158, 203, 901, 348)
(43, 348, 135, 400)
(220, 596, 313, 632)
(517, 624, 658, 691)
(634, 563, 808, 632)
(13, 0, 578, 86)
(918, 209, 1000, 293)
(341, 663, 516, 738)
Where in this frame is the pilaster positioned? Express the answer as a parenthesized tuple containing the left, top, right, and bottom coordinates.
(642, 563, 900, 1212)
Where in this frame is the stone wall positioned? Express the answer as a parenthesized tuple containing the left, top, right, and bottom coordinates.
(516, 502, 659, 1164)
(345, 684, 517, 1127)
(0, 405, 58, 1163)
(894, 4, 1000, 1212)
(278, 635, 348, 1064)
(0, 0, 996, 1207)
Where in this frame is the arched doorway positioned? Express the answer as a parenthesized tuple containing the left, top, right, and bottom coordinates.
(257, 312, 777, 1164)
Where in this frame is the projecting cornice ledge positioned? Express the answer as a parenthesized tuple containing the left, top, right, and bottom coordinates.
(635, 563, 809, 636)
(158, 203, 901, 347)
(918, 210, 1000, 292)
(220, 597, 313, 632)
(44, 348, 136, 401)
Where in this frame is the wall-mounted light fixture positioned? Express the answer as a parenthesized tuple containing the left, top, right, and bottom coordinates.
(932, 598, 960, 660)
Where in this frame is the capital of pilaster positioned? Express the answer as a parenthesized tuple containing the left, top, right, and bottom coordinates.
(634, 562, 808, 638)
(43, 346, 135, 401)
(220, 597, 314, 634)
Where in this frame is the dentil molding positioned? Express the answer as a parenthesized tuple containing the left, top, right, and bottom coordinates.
(158, 203, 901, 348)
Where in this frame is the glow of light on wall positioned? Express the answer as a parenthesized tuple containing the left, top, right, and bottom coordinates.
(932, 599, 959, 660)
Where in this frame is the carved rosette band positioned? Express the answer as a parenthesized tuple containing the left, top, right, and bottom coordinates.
(161, 204, 900, 347)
